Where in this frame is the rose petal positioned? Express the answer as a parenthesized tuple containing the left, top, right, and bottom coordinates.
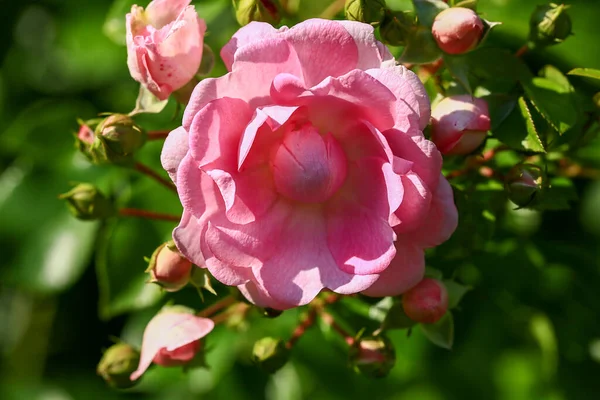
(161, 126, 189, 183)
(221, 21, 287, 71)
(337, 20, 393, 70)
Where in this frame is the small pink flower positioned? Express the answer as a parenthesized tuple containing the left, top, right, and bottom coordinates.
(77, 124, 95, 144)
(162, 19, 458, 309)
(148, 242, 193, 292)
(130, 309, 214, 380)
(431, 95, 490, 155)
(432, 7, 484, 55)
(126, 0, 206, 100)
(402, 278, 448, 324)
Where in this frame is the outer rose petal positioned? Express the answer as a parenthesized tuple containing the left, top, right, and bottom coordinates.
(337, 20, 393, 70)
(221, 22, 287, 71)
(161, 126, 189, 183)
(393, 172, 433, 234)
(361, 242, 425, 297)
(146, 0, 191, 28)
(399, 175, 458, 248)
(131, 312, 214, 381)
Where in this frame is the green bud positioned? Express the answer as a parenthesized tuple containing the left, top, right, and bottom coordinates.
(529, 3, 572, 47)
(93, 114, 146, 164)
(233, 0, 280, 27)
(59, 183, 116, 220)
(504, 163, 545, 208)
(97, 343, 140, 389)
(345, 0, 386, 24)
(379, 10, 416, 47)
(252, 337, 290, 373)
(349, 334, 396, 378)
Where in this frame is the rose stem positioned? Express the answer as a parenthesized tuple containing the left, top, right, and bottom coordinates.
(119, 208, 181, 222)
(134, 161, 178, 193)
(319, 310, 355, 346)
(147, 130, 170, 141)
(515, 43, 530, 57)
(197, 295, 237, 318)
(286, 308, 318, 349)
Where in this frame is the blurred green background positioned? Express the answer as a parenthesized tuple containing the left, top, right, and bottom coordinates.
(1, 0, 600, 399)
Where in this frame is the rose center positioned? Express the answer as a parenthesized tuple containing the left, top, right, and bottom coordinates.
(270, 124, 347, 203)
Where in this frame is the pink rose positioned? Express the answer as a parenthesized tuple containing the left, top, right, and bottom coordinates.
(161, 19, 458, 309)
(126, 0, 206, 100)
(130, 308, 214, 380)
(430, 94, 491, 155)
(432, 7, 484, 55)
(402, 278, 448, 324)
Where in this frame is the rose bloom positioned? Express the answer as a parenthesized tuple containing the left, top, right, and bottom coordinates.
(430, 94, 491, 155)
(126, 0, 206, 100)
(162, 19, 458, 310)
(130, 309, 214, 380)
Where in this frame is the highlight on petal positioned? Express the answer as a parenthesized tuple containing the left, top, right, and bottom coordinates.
(161, 126, 189, 183)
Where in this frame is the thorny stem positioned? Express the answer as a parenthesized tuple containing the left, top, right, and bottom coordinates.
(134, 161, 178, 193)
(146, 130, 170, 141)
(197, 296, 237, 318)
(319, 310, 355, 346)
(286, 292, 343, 349)
(119, 208, 181, 222)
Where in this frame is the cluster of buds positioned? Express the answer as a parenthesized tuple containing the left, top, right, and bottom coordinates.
(75, 114, 146, 165)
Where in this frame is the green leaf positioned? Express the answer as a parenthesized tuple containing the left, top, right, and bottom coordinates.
(540, 65, 573, 92)
(372, 297, 416, 330)
(412, 0, 448, 27)
(492, 96, 545, 153)
(443, 280, 471, 309)
(567, 68, 600, 81)
(96, 218, 164, 320)
(368, 297, 394, 323)
(532, 177, 578, 211)
(443, 54, 472, 93)
(3, 209, 98, 294)
(129, 85, 169, 116)
(420, 312, 454, 350)
(522, 77, 578, 135)
(484, 94, 517, 130)
(399, 26, 442, 65)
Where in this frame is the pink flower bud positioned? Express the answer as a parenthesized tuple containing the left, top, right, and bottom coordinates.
(147, 241, 193, 292)
(130, 306, 214, 380)
(126, 0, 207, 100)
(402, 278, 448, 324)
(432, 7, 484, 55)
(430, 95, 490, 155)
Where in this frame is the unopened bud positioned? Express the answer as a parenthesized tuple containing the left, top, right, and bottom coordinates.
(432, 7, 484, 55)
(529, 3, 572, 47)
(59, 183, 116, 220)
(252, 337, 290, 373)
(402, 278, 449, 324)
(431, 95, 491, 155)
(233, 0, 280, 26)
(97, 343, 140, 389)
(147, 241, 193, 292)
(505, 163, 545, 207)
(349, 334, 396, 378)
(380, 10, 415, 46)
(95, 114, 146, 163)
(345, 0, 386, 24)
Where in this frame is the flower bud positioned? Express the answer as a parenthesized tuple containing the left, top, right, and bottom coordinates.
(345, 0, 386, 24)
(402, 278, 449, 324)
(349, 334, 396, 378)
(97, 343, 140, 389)
(529, 3, 572, 47)
(432, 7, 484, 55)
(130, 306, 214, 380)
(379, 10, 415, 46)
(504, 163, 545, 207)
(93, 114, 146, 164)
(252, 337, 290, 373)
(147, 241, 193, 292)
(431, 95, 490, 155)
(233, 0, 280, 27)
(59, 183, 116, 220)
